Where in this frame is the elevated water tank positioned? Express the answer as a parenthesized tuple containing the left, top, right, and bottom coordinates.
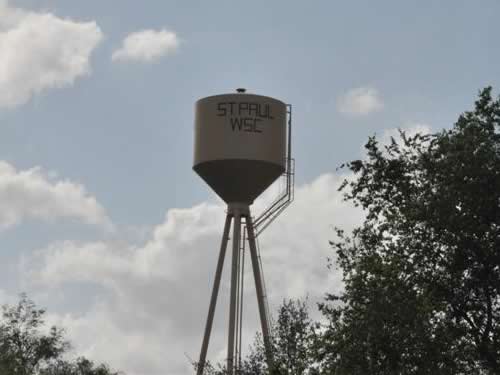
(193, 90, 287, 204)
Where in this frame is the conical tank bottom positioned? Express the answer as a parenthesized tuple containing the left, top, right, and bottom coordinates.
(194, 159, 284, 204)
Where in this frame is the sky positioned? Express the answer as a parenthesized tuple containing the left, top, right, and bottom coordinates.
(1, 1, 499, 374)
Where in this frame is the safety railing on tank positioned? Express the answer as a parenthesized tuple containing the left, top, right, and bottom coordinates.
(252, 104, 295, 237)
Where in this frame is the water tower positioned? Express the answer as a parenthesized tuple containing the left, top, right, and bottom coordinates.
(193, 89, 294, 374)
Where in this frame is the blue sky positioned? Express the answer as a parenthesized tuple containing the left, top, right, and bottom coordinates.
(1, 1, 499, 374)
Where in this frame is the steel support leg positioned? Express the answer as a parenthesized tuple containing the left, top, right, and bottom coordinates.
(227, 209, 241, 374)
(246, 214, 275, 371)
(197, 214, 232, 375)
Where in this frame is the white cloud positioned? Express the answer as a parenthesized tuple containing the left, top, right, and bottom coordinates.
(0, 1, 103, 109)
(112, 29, 179, 63)
(337, 86, 384, 116)
(0, 161, 112, 230)
(27, 173, 363, 375)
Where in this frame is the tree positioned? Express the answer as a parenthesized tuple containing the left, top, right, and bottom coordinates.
(318, 87, 500, 374)
(0, 294, 68, 375)
(40, 357, 122, 375)
(195, 299, 318, 375)
(244, 299, 318, 375)
(0, 294, 122, 375)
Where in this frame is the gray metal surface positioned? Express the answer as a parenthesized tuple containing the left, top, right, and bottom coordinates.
(195, 206, 276, 374)
(197, 214, 232, 375)
(246, 214, 275, 370)
(227, 208, 241, 374)
(194, 159, 283, 204)
(193, 92, 287, 203)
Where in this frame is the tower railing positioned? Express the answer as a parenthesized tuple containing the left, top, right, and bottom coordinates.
(253, 104, 295, 237)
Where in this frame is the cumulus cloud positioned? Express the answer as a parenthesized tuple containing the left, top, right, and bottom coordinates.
(27, 173, 363, 375)
(112, 29, 179, 63)
(0, 161, 112, 230)
(337, 86, 384, 116)
(0, 1, 103, 108)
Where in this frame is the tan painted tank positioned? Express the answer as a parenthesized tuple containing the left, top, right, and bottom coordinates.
(193, 90, 287, 204)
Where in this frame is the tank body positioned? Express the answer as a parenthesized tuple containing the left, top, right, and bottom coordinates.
(193, 92, 287, 204)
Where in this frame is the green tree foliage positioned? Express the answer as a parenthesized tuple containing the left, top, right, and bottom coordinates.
(244, 299, 318, 375)
(196, 299, 317, 375)
(0, 294, 68, 375)
(40, 357, 121, 375)
(318, 87, 500, 374)
(0, 294, 122, 375)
